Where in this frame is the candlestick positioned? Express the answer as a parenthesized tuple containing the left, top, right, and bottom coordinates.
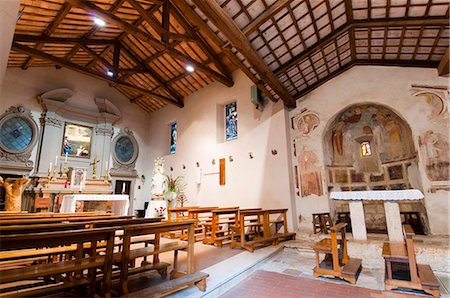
(62, 160, 68, 179)
(52, 163, 57, 180)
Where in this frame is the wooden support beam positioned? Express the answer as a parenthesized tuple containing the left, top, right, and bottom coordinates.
(192, 0, 295, 108)
(68, 0, 233, 87)
(113, 42, 121, 71)
(162, 0, 170, 43)
(438, 48, 449, 76)
(275, 17, 449, 76)
(79, 44, 113, 70)
(22, 2, 72, 69)
(14, 34, 116, 45)
(120, 44, 184, 104)
(12, 42, 183, 107)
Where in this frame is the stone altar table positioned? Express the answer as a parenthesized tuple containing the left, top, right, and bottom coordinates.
(60, 194, 130, 215)
(330, 190, 424, 241)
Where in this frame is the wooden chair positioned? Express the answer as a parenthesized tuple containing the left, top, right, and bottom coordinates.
(312, 212, 333, 234)
(382, 224, 440, 297)
(0, 228, 115, 297)
(202, 207, 239, 247)
(312, 222, 362, 284)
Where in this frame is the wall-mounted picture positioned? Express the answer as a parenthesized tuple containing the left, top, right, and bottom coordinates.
(170, 122, 177, 154)
(70, 167, 87, 188)
(62, 123, 93, 158)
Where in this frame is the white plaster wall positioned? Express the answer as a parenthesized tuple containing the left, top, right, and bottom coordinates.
(289, 65, 450, 235)
(146, 70, 295, 229)
(0, 0, 20, 92)
(0, 67, 151, 208)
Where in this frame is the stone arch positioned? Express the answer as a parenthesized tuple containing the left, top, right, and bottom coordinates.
(322, 102, 429, 234)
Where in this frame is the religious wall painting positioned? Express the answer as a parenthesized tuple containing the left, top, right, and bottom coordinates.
(70, 167, 87, 188)
(62, 123, 92, 158)
(298, 148, 323, 197)
(411, 85, 449, 127)
(170, 122, 177, 154)
(225, 101, 237, 141)
(419, 131, 450, 182)
(293, 111, 320, 137)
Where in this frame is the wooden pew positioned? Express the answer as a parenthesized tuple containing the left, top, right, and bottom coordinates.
(202, 207, 239, 247)
(0, 228, 115, 297)
(0, 215, 134, 226)
(265, 209, 296, 242)
(382, 224, 440, 297)
(180, 206, 217, 241)
(163, 206, 199, 239)
(116, 220, 207, 296)
(0, 212, 103, 219)
(230, 209, 266, 252)
(312, 222, 362, 284)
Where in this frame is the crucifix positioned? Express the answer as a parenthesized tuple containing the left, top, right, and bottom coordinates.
(90, 155, 100, 180)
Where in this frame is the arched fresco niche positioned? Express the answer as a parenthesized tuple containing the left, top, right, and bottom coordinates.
(323, 103, 429, 234)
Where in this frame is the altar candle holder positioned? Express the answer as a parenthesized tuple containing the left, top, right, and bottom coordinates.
(62, 161, 68, 179)
(52, 164, 57, 181)
(47, 168, 52, 183)
(103, 168, 110, 184)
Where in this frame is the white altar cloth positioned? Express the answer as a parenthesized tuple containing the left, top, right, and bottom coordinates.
(330, 189, 424, 201)
(60, 194, 129, 215)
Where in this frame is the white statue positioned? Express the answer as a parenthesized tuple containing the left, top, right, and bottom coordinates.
(151, 157, 165, 199)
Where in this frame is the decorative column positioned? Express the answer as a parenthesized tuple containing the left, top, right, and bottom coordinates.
(37, 111, 64, 176)
(94, 123, 114, 177)
(384, 201, 404, 241)
(349, 200, 367, 240)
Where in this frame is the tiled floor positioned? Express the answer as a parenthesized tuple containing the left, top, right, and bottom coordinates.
(220, 270, 430, 298)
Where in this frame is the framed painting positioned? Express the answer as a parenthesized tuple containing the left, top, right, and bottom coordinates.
(170, 122, 177, 154)
(225, 101, 237, 141)
(62, 123, 93, 158)
(70, 167, 87, 188)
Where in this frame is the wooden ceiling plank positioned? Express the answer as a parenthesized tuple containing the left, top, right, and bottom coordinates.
(427, 27, 443, 61)
(275, 17, 449, 75)
(12, 42, 183, 107)
(120, 43, 184, 103)
(241, 0, 290, 37)
(437, 48, 449, 76)
(192, 0, 295, 108)
(79, 44, 114, 70)
(21, 2, 72, 69)
(68, 0, 234, 87)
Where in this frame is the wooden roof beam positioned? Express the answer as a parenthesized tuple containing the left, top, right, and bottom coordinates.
(67, 0, 233, 87)
(78, 44, 114, 70)
(192, 0, 295, 108)
(14, 34, 117, 45)
(161, 0, 169, 43)
(437, 48, 449, 76)
(12, 42, 183, 108)
(275, 17, 449, 76)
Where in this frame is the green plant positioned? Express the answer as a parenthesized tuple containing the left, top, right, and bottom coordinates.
(163, 175, 186, 195)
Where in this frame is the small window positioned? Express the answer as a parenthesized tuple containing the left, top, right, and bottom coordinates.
(225, 101, 237, 141)
(170, 122, 177, 154)
(361, 141, 372, 156)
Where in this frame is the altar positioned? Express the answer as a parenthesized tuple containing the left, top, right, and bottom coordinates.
(60, 194, 130, 215)
(330, 190, 424, 241)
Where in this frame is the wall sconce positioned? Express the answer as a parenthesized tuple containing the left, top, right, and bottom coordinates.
(229, 156, 234, 162)
(182, 164, 186, 170)
(248, 152, 253, 159)
(196, 162, 200, 167)
(170, 166, 173, 171)
(212, 159, 216, 165)
(271, 149, 278, 155)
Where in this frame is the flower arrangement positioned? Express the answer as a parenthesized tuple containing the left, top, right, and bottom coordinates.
(163, 175, 185, 193)
(154, 206, 166, 217)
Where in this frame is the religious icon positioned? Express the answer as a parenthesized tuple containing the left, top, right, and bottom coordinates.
(62, 123, 92, 158)
(361, 141, 372, 156)
(170, 122, 177, 154)
(70, 167, 87, 188)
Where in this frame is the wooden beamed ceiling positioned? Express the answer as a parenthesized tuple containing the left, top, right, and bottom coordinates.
(8, 0, 450, 112)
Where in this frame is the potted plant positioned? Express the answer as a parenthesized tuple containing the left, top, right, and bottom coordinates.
(163, 175, 186, 208)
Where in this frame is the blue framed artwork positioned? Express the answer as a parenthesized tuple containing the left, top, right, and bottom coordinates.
(170, 122, 177, 154)
(225, 101, 237, 141)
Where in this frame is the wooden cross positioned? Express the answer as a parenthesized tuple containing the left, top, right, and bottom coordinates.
(90, 155, 100, 180)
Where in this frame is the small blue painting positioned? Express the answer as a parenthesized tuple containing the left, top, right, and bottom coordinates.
(225, 101, 237, 141)
(170, 122, 177, 154)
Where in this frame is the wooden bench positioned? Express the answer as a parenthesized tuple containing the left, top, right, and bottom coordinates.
(265, 209, 296, 242)
(179, 206, 217, 241)
(382, 224, 440, 297)
(312, 222, 362, 284)
(202, 207, 239, 247)
(163, 206, 199, 239)
(116, 220, 198, 295)
(0, 215, 134, 226)
(312, 212, 333, 234)
(0, 228, 115, 297)
(230, 209, 266, 252)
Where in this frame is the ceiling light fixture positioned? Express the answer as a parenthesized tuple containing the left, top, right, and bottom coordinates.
(186, 65, 195, 72)
(107, 69, 115, 77)
(93, 17, 106, 27)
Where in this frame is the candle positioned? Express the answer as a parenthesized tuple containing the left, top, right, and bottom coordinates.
(122, 182, 126, 193)
(65, 152, 68, 162)
(79, 181, 83, 191)
(49, 162, 52, 170)
(55, 156, 58, 166)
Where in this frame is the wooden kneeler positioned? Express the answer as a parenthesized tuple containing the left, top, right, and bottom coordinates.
(312, 222, 362, 284)
(382, 224, 440, 297)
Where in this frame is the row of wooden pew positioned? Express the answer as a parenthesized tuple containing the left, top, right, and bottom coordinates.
(0, 212, 208, 298)
(165, 206, 296, 252)
(312, 223, 440, 297)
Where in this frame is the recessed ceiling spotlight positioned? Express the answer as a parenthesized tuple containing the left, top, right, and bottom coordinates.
(186, 65, 195, 72)
(94, 17, 106, 27)
(107, 69, 115, 77)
